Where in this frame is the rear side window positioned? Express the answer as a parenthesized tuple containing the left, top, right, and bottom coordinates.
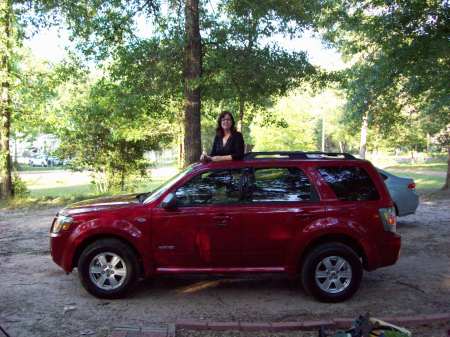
(318, 167, 379, 201)
(248, 167, 317, 202)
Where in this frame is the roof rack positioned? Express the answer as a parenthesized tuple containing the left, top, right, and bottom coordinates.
(244, 151, 357, 160)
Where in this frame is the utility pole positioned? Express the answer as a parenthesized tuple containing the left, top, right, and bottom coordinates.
(321, 113, 325, 152)
(359, 110, 369, 159)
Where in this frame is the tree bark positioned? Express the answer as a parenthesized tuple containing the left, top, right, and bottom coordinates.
(443, 145, 450, 190)
(0, 0, 13, 199)
(359, 110, 369, 159)
(238, 97, 244, 133)
(183, 0, 202, 166)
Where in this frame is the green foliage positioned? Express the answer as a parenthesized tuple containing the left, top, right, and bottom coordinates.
(222, 0, 319, 29)
(110, 37, 184, 119)
(15, 0, 160, 59)
(202, 3, 317, 128)
(316, 0, 449, 146)
(11, 50, 63, 137)
(249, 88, 349, 151)
(12, 172, 30, 197)
(55, 77, 172, 192)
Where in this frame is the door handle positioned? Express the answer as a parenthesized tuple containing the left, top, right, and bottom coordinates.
(294, 213, 315, 223)
(213, 215, 231, 226)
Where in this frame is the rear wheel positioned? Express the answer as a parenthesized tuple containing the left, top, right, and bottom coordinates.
(78, 238, 138, 298)
(301, 242, 362, 302)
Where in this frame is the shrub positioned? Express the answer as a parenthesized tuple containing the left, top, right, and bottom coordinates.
(12, 173, 30, 197)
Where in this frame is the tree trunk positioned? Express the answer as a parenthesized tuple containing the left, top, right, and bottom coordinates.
(359, 110, 369, 159)
(0, 0, 13, 199)
(178, 124, 184, 169)
(183, 0, 202, 166)
(120, 170, 125, 191)
(13, 135, 17, 165)
(238, 97, 244, 133)
(443, 145, 450, 190)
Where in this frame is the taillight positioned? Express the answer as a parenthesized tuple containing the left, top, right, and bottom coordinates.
(408, 182, 416, 190)
(379, 207, 397, 233)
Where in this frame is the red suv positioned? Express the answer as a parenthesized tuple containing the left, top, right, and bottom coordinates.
(50, 152, 400, 302)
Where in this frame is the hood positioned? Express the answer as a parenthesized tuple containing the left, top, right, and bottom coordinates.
(61, 193, 142, 216)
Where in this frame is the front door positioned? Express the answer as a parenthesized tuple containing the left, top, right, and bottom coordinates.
(151, 169, 243, 268)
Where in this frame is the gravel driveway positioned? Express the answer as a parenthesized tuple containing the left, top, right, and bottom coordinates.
(0, 198, 449, 337)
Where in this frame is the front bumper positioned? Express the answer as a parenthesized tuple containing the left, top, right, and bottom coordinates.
(50, 232, 74, 273)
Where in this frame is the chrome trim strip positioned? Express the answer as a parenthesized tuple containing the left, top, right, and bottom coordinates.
(156, 267, 285, 273)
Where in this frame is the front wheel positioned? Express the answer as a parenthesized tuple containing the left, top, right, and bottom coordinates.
(301, 242, 362, 302)
(78, 238, 138, 298)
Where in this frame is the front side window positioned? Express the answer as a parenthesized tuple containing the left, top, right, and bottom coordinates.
(175, 169, 242, 206)
(144, 165, 195, 204)
(318, 166, 379, 201)
(246, 167, 316, 203)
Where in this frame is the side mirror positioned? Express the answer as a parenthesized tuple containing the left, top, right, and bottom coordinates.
(161, 193, 177, 209)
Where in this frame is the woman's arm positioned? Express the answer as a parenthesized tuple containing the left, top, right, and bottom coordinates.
(201, 136, 218, 162)
(211, 155, 232, 161)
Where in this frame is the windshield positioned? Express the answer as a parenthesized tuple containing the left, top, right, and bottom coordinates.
(143, 165, 195, 204)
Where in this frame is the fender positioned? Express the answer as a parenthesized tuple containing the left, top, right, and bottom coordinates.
(286, 216, 379, 276)
(60, 215, 154, 276)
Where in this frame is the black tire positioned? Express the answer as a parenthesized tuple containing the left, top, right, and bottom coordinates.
(301, 242, 362, 302)
(78, 238, 138, 299)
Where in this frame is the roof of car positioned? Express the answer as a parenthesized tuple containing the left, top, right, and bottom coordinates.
(194, 152, 368, 171)
(244, 151, 358, 160)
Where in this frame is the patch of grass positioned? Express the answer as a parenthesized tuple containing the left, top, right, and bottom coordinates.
(27, 180, 167, 198)
(29, 184, 94, 198)
(0, 194, 100, 210)
(405, 173, 443, 192)
(386, 170, 445, 194)
(134, 179, 167, 193)
(385, 162, 448, 172)
(383, 161, 447, 194)
(1, 179, 170, 210)
(16, 164, 66, 172)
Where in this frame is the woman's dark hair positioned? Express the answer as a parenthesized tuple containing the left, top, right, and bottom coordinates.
(216, 111, 236, 137)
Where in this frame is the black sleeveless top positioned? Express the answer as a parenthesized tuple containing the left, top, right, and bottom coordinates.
(210, 131, 244, 160)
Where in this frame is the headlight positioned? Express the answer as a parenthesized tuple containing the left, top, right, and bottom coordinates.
(51, 215, 74, 233)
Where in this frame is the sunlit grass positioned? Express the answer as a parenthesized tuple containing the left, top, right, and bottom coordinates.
(17, 165, 65, 172)
(1, 179, 170, 210)
(384, 161, 447, 193)
(30, 184, 94, 197)
(386, 163, 448, 172)
(0, 164, 179, 209)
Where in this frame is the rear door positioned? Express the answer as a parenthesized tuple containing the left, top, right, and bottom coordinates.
(239, 165, 325, 267)
(316, 164, 387, 239)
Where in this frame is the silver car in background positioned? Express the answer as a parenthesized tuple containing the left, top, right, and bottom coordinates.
(378, 169, 419, 217)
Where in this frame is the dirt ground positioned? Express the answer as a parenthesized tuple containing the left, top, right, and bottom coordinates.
(0, 197, 449, 337)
